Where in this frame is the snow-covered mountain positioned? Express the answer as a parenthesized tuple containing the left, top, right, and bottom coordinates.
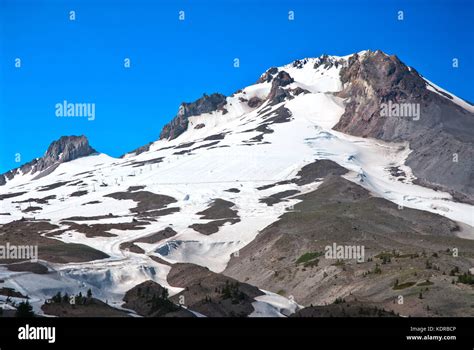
(1, 50, 473, 317)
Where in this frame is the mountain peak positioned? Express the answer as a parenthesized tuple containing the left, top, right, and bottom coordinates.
(43, 135, 96, 163)
(0, 135, 96, 185)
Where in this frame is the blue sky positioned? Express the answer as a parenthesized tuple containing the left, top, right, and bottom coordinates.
(0, 0, 472, 173)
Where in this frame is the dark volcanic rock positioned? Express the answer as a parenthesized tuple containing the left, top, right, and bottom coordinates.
(189, 218, 240, 235)
(122, 141, 153, 157)
(160, 93, 227, 140)
(293, 159, 348, 185)
(37, 181, 71, 192)
(36, 135, 96, 172)
(264, 105, 292, 124)
(174, 141, 195, 149)
(256, 68, 295, 104)
(243, 106, 293, 143)
(63, 214, 118, 221)
(119, 241, 145, 254)
(291, 86, 310, 96)
(128, 157, 164, 168)
(259, 189, 300, 206)
(22, 206, 42, 213)
(104, 191, 177, 214)
(0, 135, 96, 185)
(333, 50, 474, 201)
(195, 198, 238, 220)
(0, 219, 110, 263)
(256, 159, 347, 190)
(257, 66, 279, 84)
(273, 70, 294, 87)
(118, 227, 177, 253)
(70, 190, 88, 197)
(13, 195, 56, 204)
(60, 220, 148, 238)
(135, 227, 177, 244)
(248, 96, 263, 108)
(267, 71, 295, 104)
(6, 262, 49, 274)
(313, 54, 343, 70)
(189, 199, 240, 235)
(0, 191, 27, 200)
(225, 188, 240, 193)
(292, 59, 307, 69)
(128, 186, 146, 192)
(203, 132, 227, 141)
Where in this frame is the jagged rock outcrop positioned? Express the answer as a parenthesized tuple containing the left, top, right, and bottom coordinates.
(313, 54, 343, 69)
(333, 50, 474, 202)
(257, 66, 279, 84)
(247, 96, 263, 108)
(267, 70, 295, 104)
(41, 135, 96, 166)
(159, 93, 227, 140)
(0, 135, 96, 185)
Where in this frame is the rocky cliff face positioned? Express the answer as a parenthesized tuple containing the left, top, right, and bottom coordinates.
(267, 70, 295, 104)
(333, 50, 474, 202)
(159, 93, 227, 140)
(0, 135, 96, 185)
(41, 135, 96, 167)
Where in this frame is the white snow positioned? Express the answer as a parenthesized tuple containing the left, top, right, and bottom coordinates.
(250, 290, 302, 317)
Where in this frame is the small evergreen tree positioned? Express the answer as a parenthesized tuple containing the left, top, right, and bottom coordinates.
(52, 291, 62, 303)
(16, 300, 34, 318)
(76, 292, 83, 305)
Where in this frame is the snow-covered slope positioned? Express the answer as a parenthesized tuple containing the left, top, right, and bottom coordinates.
(1, 51, 473, 316)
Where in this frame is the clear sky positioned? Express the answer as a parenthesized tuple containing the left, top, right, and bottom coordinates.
(0, 0, 472, 173)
